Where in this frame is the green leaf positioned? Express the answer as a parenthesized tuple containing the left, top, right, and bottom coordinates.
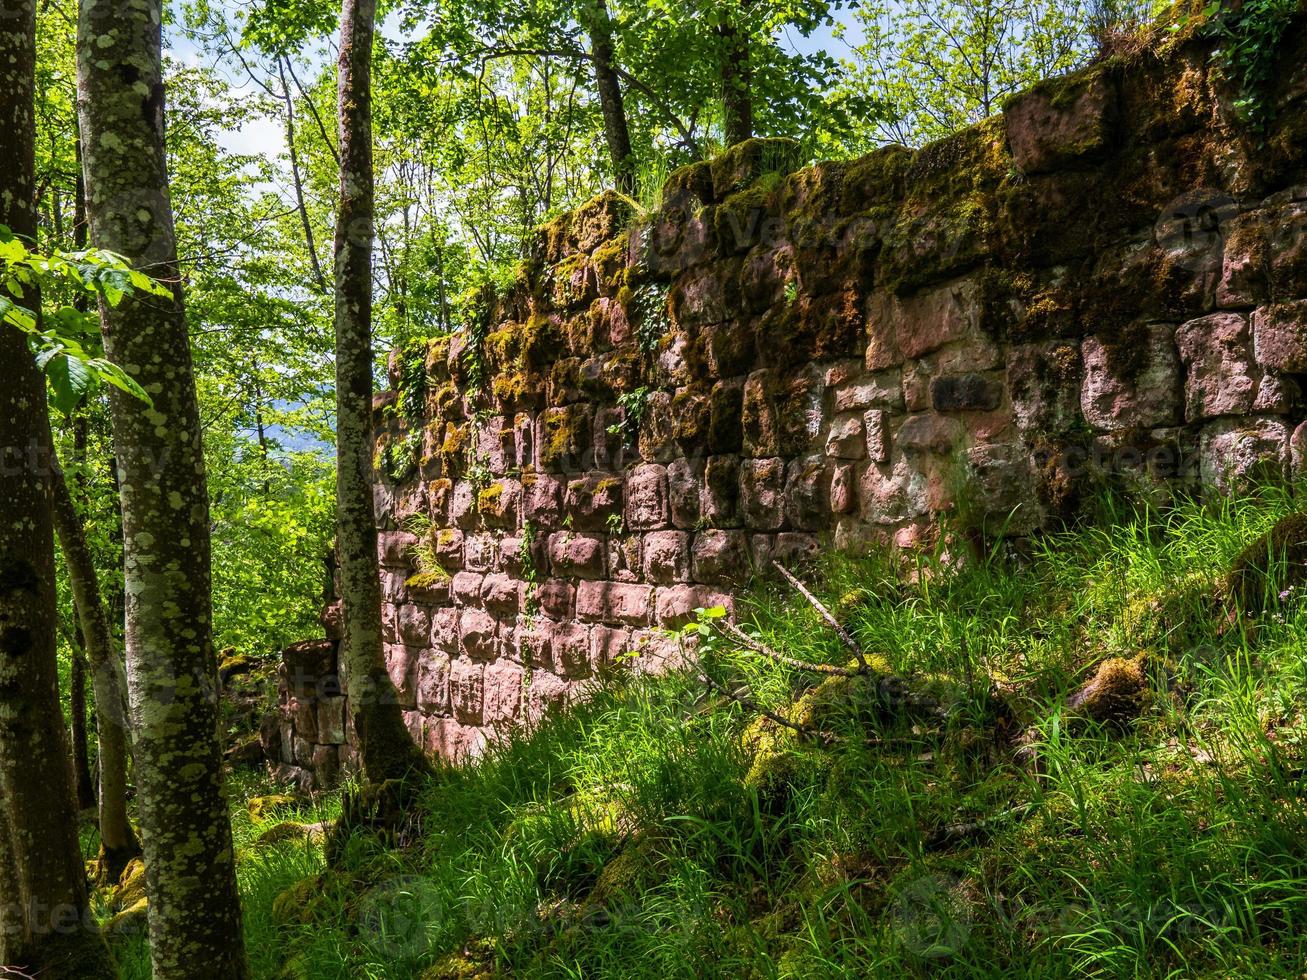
(43, 351, 94, 416)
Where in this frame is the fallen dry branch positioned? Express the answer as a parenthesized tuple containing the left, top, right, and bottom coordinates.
(772, 560, 870, 670)
(718, 621, 859, 677)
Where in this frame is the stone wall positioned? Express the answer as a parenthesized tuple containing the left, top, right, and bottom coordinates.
(276, 21, 1307, 785)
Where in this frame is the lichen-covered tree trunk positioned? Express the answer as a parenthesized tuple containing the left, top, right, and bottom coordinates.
(335, 0, 432, 784)
(0, 1, 113, 975)
(584, 0, 635, 195)
(76, 0, 248, 975)
(50, 456, 141, 883)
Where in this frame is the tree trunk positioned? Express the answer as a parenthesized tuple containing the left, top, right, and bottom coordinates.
(278, 55, 329, 293)
(0, 2, 113, 975)
(335, 0, 432, 784)
(69, 637, 98, 812)
(76, 0, 248, 975)
(584, 0, 635, 196)
(719, 2, 754, 147)
(50, 455, 141, 883)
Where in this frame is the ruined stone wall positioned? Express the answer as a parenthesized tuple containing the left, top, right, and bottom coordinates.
(278, 22, 1307, 784)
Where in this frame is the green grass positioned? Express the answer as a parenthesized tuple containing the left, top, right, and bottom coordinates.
(111, 488, 1307, 978)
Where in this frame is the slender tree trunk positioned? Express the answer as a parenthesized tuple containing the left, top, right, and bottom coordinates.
(278, 55, 328, 293)
(335, 0, 432, 784)
(69, 636, 98, 811)
(76, 0, 248, 975)
(50, 454, 141, 883)
(0, 2, 113, 974)
(719, 1, 754, 147)
(583, 0, 635, 195)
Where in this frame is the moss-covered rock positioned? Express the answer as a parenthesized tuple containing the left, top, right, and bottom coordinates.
(1066, 655, 1150, 725)
(248, 794, 298, 823)
(256, 821, 331, 848)
(1226, 513, 1307, 613)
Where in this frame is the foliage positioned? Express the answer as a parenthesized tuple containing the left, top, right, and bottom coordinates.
(841, 0, 1111, 147)
(176, 489, 1307, 977)
(1204, 0, 1300, 137)
(0, 227, 166, 411)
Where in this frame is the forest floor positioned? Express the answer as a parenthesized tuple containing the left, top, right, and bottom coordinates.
(95, 488, 1307, 978)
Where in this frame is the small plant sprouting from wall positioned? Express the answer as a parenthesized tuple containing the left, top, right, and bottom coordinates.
(401, 513, 451, 588)
(520, 519, 540, 619)
(1203, 0, 1298, 139)
(630, 283, 669, 357)
(608, 386, 651, 442)
(460, 285, 494, 393)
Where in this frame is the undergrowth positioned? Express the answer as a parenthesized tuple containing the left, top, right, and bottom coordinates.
(111, 488, 1307, 978)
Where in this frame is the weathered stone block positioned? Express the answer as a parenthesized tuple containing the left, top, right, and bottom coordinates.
(831, 464, 858, 514)
(589, 625, 633, 674)
(565, 473, 625, 531)
(703, 455, 740, 526)
(477, 479, 520, 527)
(1005, 71, 1113, 174)
(576, 580, 654, 626)
(431, 606, 459, 654)
(377, 531, 418, 568)
(625, 463, 669, 530)
(454, 608, 494, 663)
(1253, 301, 1307, 373)
(318, 697, 347, 745)
(416, 653, 451, 716)
(708, 380, 745, 455)
(898, 413, 964, 455)
(832, 370, 903, 412)
(522, 473, 564, 527)
(1080, 326, 1181, 431)
(552, 622, 592, 678)
(1175, 312, 1258, 420)
(607, 534, 642, 582)
(772, 532, 821, 567)
(449, 659, 485, 724)
(480, 574, 523, 617)
(739, 457, 786, 530)
(450, 481, 478, 529)
(452, 571, 484, 606)
(825, 413, 866, 460)
(483, 660, 524, 726)
(1008, 342, 1083, 434)
(433, 528, 464, 569)
(524, 671, 570, 726)
(784, 455, 829, 531)
(668, 457, 704, 529)
(464, 533, 496, 573)
(518, 620, 554, 671)
(1200, 418, 1289, 491)
(397, 604, 432, 647)
(861, 459, 930, 524)
(930, 374, 1004, 412)
(882, 278, 980, 360)
(536, 579, 575, 620)
(538, 404, 594, 471)
(643, 530, 692, 583)
(638, 390, 677, 463)
(548, 532, 607, 579)
(691, 530, 750, 584)
(383, 643, 418, 709)
(654, 584, 735, 628)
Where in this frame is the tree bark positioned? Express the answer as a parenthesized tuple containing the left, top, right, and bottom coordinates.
(278, 55, 329, 293)
(76, 0, 248, 975)
(583, 0, 635, 195)
(69, 636, 98, 812)
(719, 1, 754, 147)
(334, 0, 432, 784)
(50, 453, 141, 883)
(0, 1, 113, 975)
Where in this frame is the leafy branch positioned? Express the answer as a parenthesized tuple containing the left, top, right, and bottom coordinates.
(0, 226, 170, 413)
